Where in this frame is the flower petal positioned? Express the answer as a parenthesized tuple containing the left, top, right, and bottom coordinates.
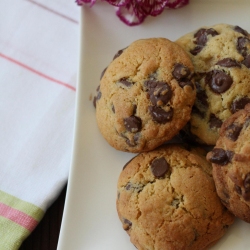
(116, 4, 146, 26)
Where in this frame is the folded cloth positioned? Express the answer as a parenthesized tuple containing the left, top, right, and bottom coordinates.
(0, 0, 79, 249)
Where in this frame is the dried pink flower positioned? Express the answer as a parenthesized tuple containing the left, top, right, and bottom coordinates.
(76, 0, 189, 26)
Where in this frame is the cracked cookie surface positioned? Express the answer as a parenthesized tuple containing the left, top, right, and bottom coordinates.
(176, 23, 250, 145)
(95, 38, 196, 153)
(207, 104, 250, 222)
(117, 145, 234, 250)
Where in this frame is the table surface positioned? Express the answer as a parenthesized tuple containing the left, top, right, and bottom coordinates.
(19, 185, 67, 250)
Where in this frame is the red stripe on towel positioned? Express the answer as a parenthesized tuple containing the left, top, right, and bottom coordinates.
(0, 202, 38, 231)
(0, 53, 76, 91)
(26, 0, 79, 24)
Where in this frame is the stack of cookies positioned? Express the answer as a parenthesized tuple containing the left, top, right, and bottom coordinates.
(94, 23, 250, 250)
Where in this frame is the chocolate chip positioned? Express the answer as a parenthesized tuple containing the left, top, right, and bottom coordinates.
(125, 183, 144, 192)
(225, 123, 242, 141)
(149, 106, 173, 124)
(93, 97, 97, 108)
(230, 96, 250, 113)
(190, 28, 218, 55)
(192, 106, 205, 118)
(126, 183, 132, 190)
(113, 48, 126, 60)
(150, 157, 169, 178)
(194, 28, 219, 46)
(234, 25, 249, 36)
(242, 54, 250, 68)
(144, 80, 172, 106)
(100, 67, 107, 80)
(235, 185, 242, 195)
(123, 218, 132, 231)
(93, 85, 102, 108)
(244, 173, 250, 192)
(122, 133, 140, 147)
(172, 63, 190, 80)
(118, 77, 134, 88)
(195, 82, 208, 107)
(124, 116, 142, 133)
(132, 104, 137, 115)
(208, 148, 234, 165)
(205, 70, 233, 94)
(216, 58, 241, 68)
(209, 114, 222, 129)
(243, 173, 250, 201)
(178, 80, 194, 89)
(196, 90, 208, 107)
(237, 37, 250, 57)
(111, 104, 115, 113)
(190, 46, 203, 55)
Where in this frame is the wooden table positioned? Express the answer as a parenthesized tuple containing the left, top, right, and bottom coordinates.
(19, 185, 67, 250)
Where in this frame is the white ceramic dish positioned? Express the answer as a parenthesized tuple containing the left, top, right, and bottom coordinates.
(57, 1, 250, 249)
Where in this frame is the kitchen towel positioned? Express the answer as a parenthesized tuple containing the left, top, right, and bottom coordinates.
(0, 0, 79, 249)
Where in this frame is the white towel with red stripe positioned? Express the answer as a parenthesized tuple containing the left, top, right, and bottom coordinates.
(0, 0, 79, 249)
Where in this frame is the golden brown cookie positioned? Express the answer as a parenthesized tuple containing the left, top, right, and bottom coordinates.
(95, 38, 196, 153)
(176, 23, 250, 145)
(207, 104, 250, 222)
(117, 145, 234, 250)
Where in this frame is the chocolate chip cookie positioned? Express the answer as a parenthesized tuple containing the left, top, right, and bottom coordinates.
(95, 38, 196, 153)
(176, 23, 250, 145)
(117, 145, 234, 250)
(207, 104, 250, 222)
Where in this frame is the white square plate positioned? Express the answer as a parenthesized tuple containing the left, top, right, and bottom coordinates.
(57, 1, 250, 249)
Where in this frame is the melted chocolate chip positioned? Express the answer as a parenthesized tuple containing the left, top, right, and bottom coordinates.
(194, 28, 219, 46)
(235, 185, 242, 195)
(205, 70, 233, 94)
(190, 46, 203, 55)
(237, 37, 250, 57)
(225, 123, 242, 141)
(93, 85, 102, 108)
(111, 104, 115, 113)
(209, 114, 222, 129)
(123, 218, 132, 231)
(126, 183, 132, 190)
(196, 91, 208, 106)
(132, 104, 137, 115)
(96, 91, 102, 100)
(144, 80, 172, 106)
(230, 96, 250, 113)
(124, 116, 142, 133)
(118, 77, 134, 88)
(178, 80, 195, 89)
(172, 63, 190, 80)
(150, 157, 169, 178)
(149, 106, 173, 124)
(190, 28, 218, 55)
(208, 148, 233, 165)
(244, 173, 250, 190)
(234, 26, 249, 36)
(242, 54, 250, 68)
(113, 48, 126, 60)
(93, 97, 97, 108)
(100, 67, 107, 80)
(243, 173, 250, 201)
(195, 82, 208, 107)
(125, 182, 144, 192)
(122, 133, 140, 147)
(192, 106, 205, 118)
(216, 58, 241, 68)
